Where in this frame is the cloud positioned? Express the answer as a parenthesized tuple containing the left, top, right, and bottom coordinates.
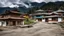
(30, 0, 64, 3)
(0, 0, 30, 8)
(29, 0, 45, 3)
(45, 0, 64, 3)
(0, 0, 19, 8)
(0, 0, 64, 8)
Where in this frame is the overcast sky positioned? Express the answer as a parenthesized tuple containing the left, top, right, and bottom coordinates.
(0, 0, 64, 8)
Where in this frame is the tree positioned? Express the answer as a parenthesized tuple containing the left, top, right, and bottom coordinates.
(40, 2, 58, 10)
(27, 7, 39, 14)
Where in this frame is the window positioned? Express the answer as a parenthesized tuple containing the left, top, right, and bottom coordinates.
(52, 18, 58, 21)
(36, 15, 42, 17)
(63, 14, 64, 16)
(2, 21, 5, 24)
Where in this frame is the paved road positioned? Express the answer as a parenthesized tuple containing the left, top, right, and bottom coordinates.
(0, 22, 64, 36)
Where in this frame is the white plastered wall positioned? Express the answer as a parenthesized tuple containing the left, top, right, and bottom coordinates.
(48, 18, 53, 23)
(0, 21, 2, 26)
(0, 21, 6, 26)
(42, 19, 45, 22)
(36, 19, 38, 22)
(2, 21, 6, 26)
(58, 18, 62, 22)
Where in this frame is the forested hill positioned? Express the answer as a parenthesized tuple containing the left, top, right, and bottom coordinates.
(41, 1, 64, 10)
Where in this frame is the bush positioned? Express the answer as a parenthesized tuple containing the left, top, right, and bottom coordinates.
(24, 19, 35, 25)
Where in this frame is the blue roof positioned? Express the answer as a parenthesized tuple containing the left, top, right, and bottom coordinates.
(34, 16, 43, 18)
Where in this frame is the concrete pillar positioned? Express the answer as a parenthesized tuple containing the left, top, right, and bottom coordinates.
(16, 21, 17, 26)
(21, 21, 24, 25)
(0, 21, 2, 26)
(22, 21, 24, 25)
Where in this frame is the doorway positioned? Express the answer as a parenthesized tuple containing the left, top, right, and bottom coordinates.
(6, 21, 8, 26)
(13, 21, 16, 26)
(38, 19, 42, 22)
(45, 18, 48, 22)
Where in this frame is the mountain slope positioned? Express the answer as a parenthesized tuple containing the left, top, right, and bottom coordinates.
(41, 2, 58, 10)
(0, 1, 64, 13)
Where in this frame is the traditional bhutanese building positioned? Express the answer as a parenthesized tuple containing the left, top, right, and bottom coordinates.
(0, 9, 24, 26)
(31, 9, 64, 23)
(30, 9, 50, 22)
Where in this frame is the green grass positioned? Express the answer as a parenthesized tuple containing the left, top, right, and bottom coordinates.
(24, 19, 35, 25)
(24, 19, 34, 25)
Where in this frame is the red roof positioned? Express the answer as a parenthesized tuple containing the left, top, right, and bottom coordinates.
(1, 10, 21, 15)
(0, 17, 24, 20)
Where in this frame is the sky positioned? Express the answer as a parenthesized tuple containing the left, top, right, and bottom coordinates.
(0, 0, 64, 8)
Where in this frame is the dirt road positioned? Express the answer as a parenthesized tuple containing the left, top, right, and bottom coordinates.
(0, 22, 64, 36)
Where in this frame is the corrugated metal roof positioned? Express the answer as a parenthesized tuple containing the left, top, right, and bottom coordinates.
(56, 9, 64, 12)
(44, 15, 62, 18)
(0, 17, 24, 20)
(35, 9, 45, 13)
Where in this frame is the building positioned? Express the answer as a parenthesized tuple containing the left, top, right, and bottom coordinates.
(31, 9, 64, 23)
(31, 9, 52, 22)
(0, 9, 24, 26)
